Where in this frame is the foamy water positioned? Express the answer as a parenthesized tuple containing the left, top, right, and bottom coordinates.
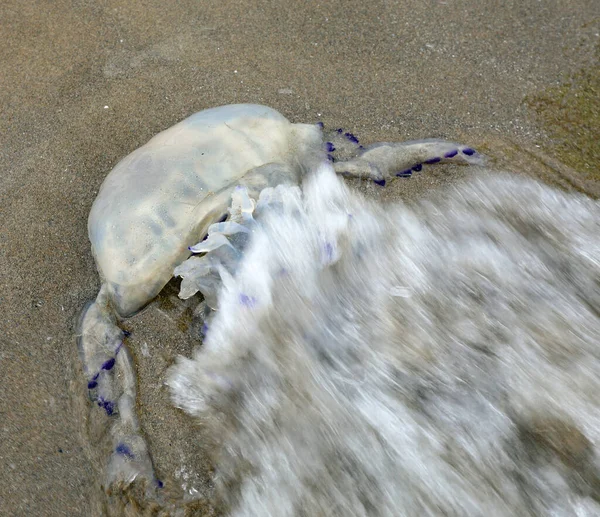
(167, 164, 600, 516)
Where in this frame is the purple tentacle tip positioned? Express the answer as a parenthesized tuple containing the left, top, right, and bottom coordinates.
(316, 121, 324, 129)
(101, 357, 116, 371)
(122, 329, 131, 338)
(239, 293, 257, 308)
(412, 164, 423, 172)
(325, 142, 336, 152)
(424, 157, 441, 165)
(156, 479, 164, 489)
(462, 148, 476, 156)
(373, 179, 386, 186)
(115, 443, 134, 459)
(344, 132, 359, 144)
(327, 154, 335, 162)
(88, 372, 100, 389)
(98, 398, 115, 416)
(104, 401, 115, 416)
(444, 150, 458, 158)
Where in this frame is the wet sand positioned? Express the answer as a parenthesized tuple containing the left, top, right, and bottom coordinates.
(1, 0, 598, 514)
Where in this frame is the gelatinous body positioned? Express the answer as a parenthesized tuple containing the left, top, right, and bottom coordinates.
(89, 104, 320, 317)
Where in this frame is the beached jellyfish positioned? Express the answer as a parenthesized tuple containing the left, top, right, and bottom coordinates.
(77, 103, 483, 488)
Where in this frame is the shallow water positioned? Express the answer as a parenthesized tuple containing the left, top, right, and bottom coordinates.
(160, 164, 600, 516)
(74, 161, 600, 515)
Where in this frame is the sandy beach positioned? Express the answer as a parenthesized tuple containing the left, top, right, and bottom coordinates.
(1, 0, 598, 514)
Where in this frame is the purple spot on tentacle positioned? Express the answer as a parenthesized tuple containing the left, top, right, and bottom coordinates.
(327, 154, 335, 162)
(336, 128, 343, 133)
(98, 398, 115, 416)
(156, 480, 164, 489)
(444, 150, 458, 158)
(102, 357, 115, 371)
(239, 294, 257, 308)
(88, 372, 100, 389)
(201, 323, 209, 336)
(325, 142, 335, 152)
(462, 148, 475, 156)
(324, 242, 334, 262)
(424, 157, 441, 164)
(122, 329, 131, 338)
(316, 121, 324, 129)
(344, 132, 359, 144)
(373, 179, 386, 186)
(115, 443, 134, 458)
(277, 268, 288, 277)
(412, 164, 423, 172)
(396, 170, 413, 177)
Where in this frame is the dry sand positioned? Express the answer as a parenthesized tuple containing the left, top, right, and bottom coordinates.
(1, 0, 599, 515)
